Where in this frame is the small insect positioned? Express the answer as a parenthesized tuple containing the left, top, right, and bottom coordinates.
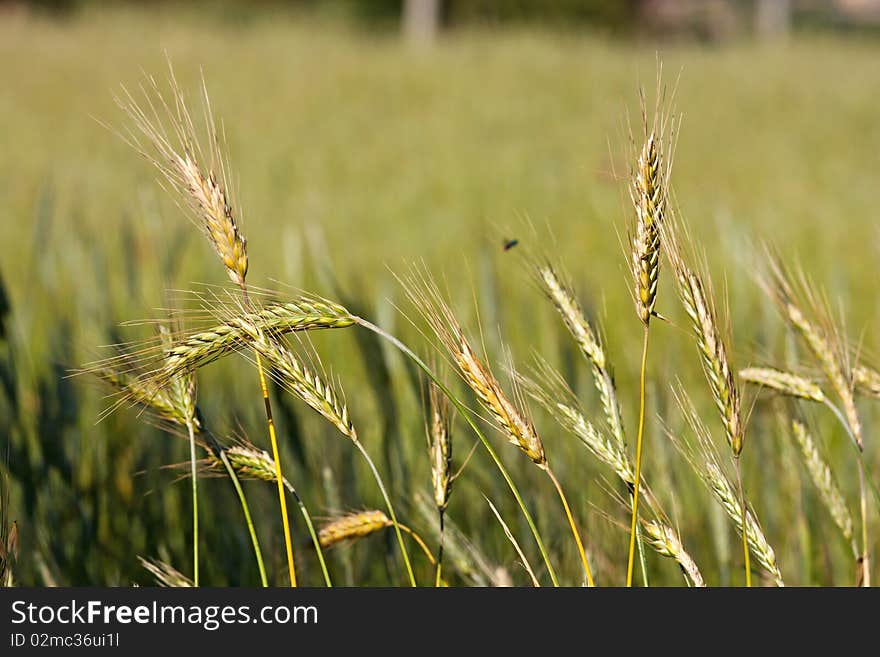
(502, 238, 519, 251)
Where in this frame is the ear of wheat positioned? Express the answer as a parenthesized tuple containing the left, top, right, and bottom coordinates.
(630, 133, 665, 326)
(318, 510, 392, 549)
(405, 276, 545, 465)
(854, 365, 880, 399)
(116, 71, 248, 287)
(674, 391, 784, 586)
(664, 221, 743, 456)
(138, 557, 194, 587)
(536, 264, 625, 448)
(427, 381, 453, 513)
(740, 367, 825, 403)
(762, 256, 862, 449)
(156, 299, 354, 382)
(642, 520, 705, 587)
(790, 418, 857, 557)
(523, 364, 705, 585)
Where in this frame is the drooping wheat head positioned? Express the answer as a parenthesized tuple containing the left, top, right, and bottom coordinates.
(318, 510, 392, 549)
(674, 391, 784, 585)
(790, 418, 857, 557)
(536, 264, 625, 448)
(665, 221, 743, 456)
(739, 367, 825, 404)
(762, 255, 862, 449)
(523, 363, 705, 585)
(522, 363, 634, 486)
(405, 274, 545, 465)
(854, 364, 880, 400)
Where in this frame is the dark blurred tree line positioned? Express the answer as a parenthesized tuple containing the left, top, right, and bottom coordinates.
(1, 1, 879, 40)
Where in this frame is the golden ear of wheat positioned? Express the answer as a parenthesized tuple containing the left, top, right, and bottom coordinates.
(318, 510, 392, 549)
(405, 274, 546, 465)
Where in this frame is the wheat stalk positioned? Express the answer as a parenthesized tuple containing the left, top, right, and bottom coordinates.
(790, 418, 857, 557)
(117, 67, 302, 585)
(739, 367, 825, 403)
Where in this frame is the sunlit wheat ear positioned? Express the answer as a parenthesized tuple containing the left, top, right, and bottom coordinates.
(628, 87, 675, 326)
(318, 510, 392, 549)
(641, 521, 705, 587)
(244, 328, 357, 441)
(522, 362, 705, 585)
(138, 557, 193, 587)
(761, 254, 862, 449)
(672, 390, 784, 585)
(158, 297, 354, 382)
(427, 380, 453, 512)
(404, 273, 545, 465)
(790, 418, 857, 557)
(854, 364, 880, 399)
(535, 263, 625, 448)
(521, 362, 634, 485)
(739, 367, 825, 403)
(207, 442, 285, 485)
(116, 68, 248, 286)
(663, 219, 743, 455)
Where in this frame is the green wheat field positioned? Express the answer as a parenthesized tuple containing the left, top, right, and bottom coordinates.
(1, 7, 879, 587)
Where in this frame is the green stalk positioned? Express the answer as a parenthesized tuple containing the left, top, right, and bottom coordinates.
(354, 316, 559, 586)
(734, 457, 751, 587)
(353, 440, 416, 586)
(186, 419, 199, 587)
(626, 326, 650, 586)
(217, 450, 269, 587)
(281, 479, 333, 587)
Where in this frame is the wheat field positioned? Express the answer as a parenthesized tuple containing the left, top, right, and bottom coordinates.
(1, 7, 879, 587)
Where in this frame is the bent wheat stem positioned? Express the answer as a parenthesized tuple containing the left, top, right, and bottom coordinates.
(627, 326, 649, 586)
(186, 418, 199, 586)
(546, 465, 594, 586)
(353, 440, 416, 586)
(217, 450, 268, 586)
(254, 346, 296, 586)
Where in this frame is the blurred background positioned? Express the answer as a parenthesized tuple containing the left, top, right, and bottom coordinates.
(1, 0, 879, 587)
